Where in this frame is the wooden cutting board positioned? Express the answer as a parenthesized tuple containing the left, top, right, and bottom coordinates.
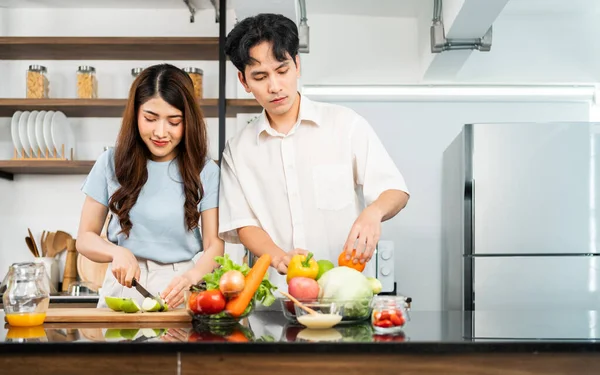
(44, 308, 191, 323)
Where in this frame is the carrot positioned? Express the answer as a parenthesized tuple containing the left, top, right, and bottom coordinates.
(225, 253, 271, 317)
(226, 330, 250, 343)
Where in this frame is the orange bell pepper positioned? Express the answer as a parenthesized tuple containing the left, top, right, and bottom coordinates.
(338, 249, 366, 272)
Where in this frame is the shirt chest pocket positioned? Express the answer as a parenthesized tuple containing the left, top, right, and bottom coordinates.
(312, 164, 354, 211)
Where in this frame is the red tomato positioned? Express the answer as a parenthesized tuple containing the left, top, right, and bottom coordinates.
(195, 290, 226, 315)
(390, 313, 405, 327)
(374, 319, 393, 328)
(373, 333, 406, 342)
(188, 293, 199, 313)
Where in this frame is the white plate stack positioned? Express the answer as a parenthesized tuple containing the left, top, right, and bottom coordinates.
(10, 110, 75, 160)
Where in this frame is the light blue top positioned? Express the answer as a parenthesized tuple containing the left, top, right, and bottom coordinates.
(81, 148, 220, 263)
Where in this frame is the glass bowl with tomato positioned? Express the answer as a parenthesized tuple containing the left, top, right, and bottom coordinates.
(185, 287, 255, 326)
(370, 296, 410, 334)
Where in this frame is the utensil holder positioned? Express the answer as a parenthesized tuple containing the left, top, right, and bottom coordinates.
(34, 257, 59, 293)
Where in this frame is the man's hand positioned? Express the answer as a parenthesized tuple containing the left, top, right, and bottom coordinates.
(343, 205, 383, 264)
(271, 248, 309, 275)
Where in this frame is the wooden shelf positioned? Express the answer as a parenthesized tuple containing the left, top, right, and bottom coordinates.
(0, 37, 220, 60)
(0, 160, 95, 180)
(0, 98, 262, 118)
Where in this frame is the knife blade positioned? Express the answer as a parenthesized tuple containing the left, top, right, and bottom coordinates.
(132, 278, 165, 311)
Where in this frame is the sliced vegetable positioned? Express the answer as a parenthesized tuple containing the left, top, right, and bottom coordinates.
(142, 297, 162, 312)
(226, 254, 271, 317)
(286, 252, 319, 283)
(338, 249, 366, 272)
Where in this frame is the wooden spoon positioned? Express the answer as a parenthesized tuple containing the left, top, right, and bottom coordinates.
(40, 231, 47, 257)
(25, 237, 38, 258)
(27, 228, 40, 258)
(279, 291, 318, 315)
(45, 232, 57, 257)
(53, 230, 72, 255)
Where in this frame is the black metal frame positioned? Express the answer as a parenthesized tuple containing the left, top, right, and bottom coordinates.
(217, 0, 227, 162)
(463, 124, 475, 311)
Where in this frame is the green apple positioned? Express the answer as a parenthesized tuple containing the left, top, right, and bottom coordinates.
(316, 260, 335, 280)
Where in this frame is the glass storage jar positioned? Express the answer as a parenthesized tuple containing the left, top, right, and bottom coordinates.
(76, 65, 98, 99)
(26, 65, 49, 99)
(183, 67, 203, 99)
(370, 296, 409, 334)
(2, 262, 50, 327)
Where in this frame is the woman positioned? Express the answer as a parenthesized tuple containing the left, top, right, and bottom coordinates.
(76, 63, 223, 310)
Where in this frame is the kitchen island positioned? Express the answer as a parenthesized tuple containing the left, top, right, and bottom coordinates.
(1, 308, 600, 375)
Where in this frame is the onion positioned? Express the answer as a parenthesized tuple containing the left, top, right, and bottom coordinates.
(219, 270, 246, 298)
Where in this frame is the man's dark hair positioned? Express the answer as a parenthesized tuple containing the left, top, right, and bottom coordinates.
(225, 13, 299, 77)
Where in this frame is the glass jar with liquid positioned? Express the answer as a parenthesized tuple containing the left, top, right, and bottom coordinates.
(2, 262, 50, 327)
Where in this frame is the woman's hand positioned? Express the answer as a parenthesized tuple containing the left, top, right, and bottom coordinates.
(111, 246, 140, 288)
(160, 272, 195, 309)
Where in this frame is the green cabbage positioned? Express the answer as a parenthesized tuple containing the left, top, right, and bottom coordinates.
(317, 266, 374, 318)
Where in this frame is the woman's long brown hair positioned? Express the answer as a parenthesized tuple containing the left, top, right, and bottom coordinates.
(109, 64, 208, 237)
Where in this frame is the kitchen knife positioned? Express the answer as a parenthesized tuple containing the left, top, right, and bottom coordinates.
(132, 278, 165, 311)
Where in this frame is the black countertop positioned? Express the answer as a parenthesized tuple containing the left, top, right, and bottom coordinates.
(2, 308, 600, 354)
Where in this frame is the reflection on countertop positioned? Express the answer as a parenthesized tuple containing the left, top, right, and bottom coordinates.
(2, 309, 600, 350)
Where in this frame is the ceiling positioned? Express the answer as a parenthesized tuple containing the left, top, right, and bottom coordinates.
(0, 0, 423, 16)
(306, 0, 422, 18)
(501, 0, 600, 15)
(0, 0, 218, 9)
(0, 0, 597, 16)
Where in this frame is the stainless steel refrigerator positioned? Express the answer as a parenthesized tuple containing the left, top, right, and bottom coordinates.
(442, 122, 600, 312)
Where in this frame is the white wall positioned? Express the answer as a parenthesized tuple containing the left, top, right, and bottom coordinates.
(325, 100, 590, 310)
(299, 14, 421, 85)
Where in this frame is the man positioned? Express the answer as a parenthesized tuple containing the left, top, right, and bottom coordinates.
(219, 13, 409, 290)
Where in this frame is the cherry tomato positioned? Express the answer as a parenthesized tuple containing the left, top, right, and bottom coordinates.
(374, 319, 393, 328)
(390, 312, 405, 326)
(188, 293, 199, 312)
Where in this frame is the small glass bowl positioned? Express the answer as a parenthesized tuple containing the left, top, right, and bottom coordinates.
(184, 290, 254, 326)
(280, 297, 373, 325)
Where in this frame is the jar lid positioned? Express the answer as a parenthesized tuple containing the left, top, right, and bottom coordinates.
(131, 67, 144, 76)
(28, 65, 47, 72)
(183, 67, 203, 75)
(77, 66, 96, 73)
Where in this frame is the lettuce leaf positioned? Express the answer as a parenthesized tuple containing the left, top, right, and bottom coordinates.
(201, 254, 277, 307)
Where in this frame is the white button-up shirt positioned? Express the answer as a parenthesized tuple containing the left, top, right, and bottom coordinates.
(218, 94, 409, 290)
